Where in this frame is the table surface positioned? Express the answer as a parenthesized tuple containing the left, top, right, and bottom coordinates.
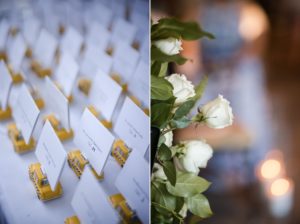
(0, 62, 126, 224)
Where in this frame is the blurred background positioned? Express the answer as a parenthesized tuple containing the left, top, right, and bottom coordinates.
(153, 0, 300, 223)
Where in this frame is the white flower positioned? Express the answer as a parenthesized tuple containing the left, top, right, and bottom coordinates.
(153, 37, 183, 55)
(179, 203, 188, 218)
(163, 126, 173, 147)
(200, 94, 234, 129)
(152, 163, 167, 181)
(172, 140, 213, 174)
(165, 74, 195, 105)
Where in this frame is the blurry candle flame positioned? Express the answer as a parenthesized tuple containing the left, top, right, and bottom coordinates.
(260, 159, 281, 179)
(239, 3, 268, 41)
(271, 178, 290, 196)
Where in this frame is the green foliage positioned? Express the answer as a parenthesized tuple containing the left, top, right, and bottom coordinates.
(151, 61, 168, 77)
(151, 75, 173, 100)
(157, 144, 172, 161)
(162, 161, 177, 186)
(191, 75, 208, 103)
(170, 116, 191, 129)
(174, 100, 195, 119)
(152, 181, 177, 214)
(151, 17, 213, 223)
(187, 194, 213, 218)
(166, 172, 211, 197)
(151, 102, 173, 128)
(151, 18, 214, 41)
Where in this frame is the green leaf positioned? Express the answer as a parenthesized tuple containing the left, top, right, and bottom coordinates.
(191, 76, 208, 102)
(175, 197, 184, 213)
(162, 161, 176, 186)
(151, 102, 173, 128)
(151, 205, 173, 224)
(152, 181, 177, 213)
(174, 100, 195, 119)
(152, 18, 214, 41)
(151, 96, 176, 129)
(151, 46, 187, 65)
(151, 61, 162, 77)
(151, 75, 173, 100)
(158, 62, 168, 77)
(152, 96, 176, 106)
(187, 194, 213, 218)
(166, 172, 211, 197)
(158, 144, 172, 161)
(170, 116, 191, 129)
(152, 61, 168, 77)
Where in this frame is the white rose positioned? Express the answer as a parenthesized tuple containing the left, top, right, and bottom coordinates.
(165, 74, 195, 105)
(172, 140, 213, 174)
(200, 94, 234, 129)
(163, 126, 173, 147)
(179, 203, 188, 218)
(153, 37, 183, 55)
(152, 163, 167, 181)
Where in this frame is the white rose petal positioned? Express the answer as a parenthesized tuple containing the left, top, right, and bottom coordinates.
(201, 94, 234, 129)
(152, 163, 167, 181)
(163, 126, 173, 147)
(173, 140, 213, 174)
(179, 203, 188, 218)
(153, 37, 183, 55)
(165, 74, 196, 105)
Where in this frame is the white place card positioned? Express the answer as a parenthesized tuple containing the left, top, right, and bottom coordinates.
(0, 20, 9, 50)
(44, 12, 61, 38)
(80, 43, 112, 77)
(112, 42, 139, 83)
(86, 22, 110, 51)
(45, 77, 70, 130)
(35, 120, 67, 191)
(130, 0, 149, 17)
(89, 70, 122, 121)
(110, 19, 137, 47)
(84, 3, 112, 29)
(55, 52, 79, 97)
(114, 97, 149, 154)
(71, 167, 119, 224)
(12, 84, 40, 144)
(0, 61, 13, 110)
(74, 108, 115, 175)
(128, 60, 150, 108)
(23, 17, 41, 48)
(115, 149, 149, 224)
(60, 27, 83, 59)
(34, 29, 57, 68)
(8, 34, 26, 73)
(98, 52, 113, 76)
(140, 36, 149, 63)
(67, 7, 84, 34)
(131, 12, 149, 44)
(144, 146, 150, 162)
(111, 1, 126, 19)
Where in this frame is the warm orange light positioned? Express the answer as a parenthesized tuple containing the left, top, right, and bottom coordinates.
(239, 3, 268, 41)
(271, 178, 290, 196)
(260, 159, 281, 179)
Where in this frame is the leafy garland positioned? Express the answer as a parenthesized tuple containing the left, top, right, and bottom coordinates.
(151, 18, 233, 223)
